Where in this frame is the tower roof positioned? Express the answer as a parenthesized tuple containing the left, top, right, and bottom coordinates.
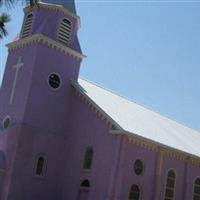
(41, 0, 76, 14)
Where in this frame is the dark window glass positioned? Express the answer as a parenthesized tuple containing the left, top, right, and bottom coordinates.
(36, 156, 46, 176)
(80, 180, 90, 188)
(129, 184, 140, 200)
(193, 178, 200, 200)
(83, 148, 93, 169)
(164, 170, 176, 200)
(27, 13, 33, 19)
(3, 116, 11, 129)
(134, 160, 143, 175)
(63, 18, 71, 25)
(48, 73, 61, 89)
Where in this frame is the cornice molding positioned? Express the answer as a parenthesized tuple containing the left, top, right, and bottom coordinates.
(6, 34, 86, 61)
(24, 2, 81, 29)
(112, 130, 200, 165)
(71, 80, 200, 166)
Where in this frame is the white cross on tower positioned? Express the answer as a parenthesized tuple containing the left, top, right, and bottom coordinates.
(9, 56, 24, 104)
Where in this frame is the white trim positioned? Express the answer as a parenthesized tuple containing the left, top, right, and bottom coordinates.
(110, 130, 200, 162)
(9, 56, 24, 105)
(71, 80, 122, 130)
(23, 2, 81, 29)
(2, 115, 11, 129)
(47, 72, 62, 90)
(20, 12, 34, 38)
(57, 17, 72, 46)
(6, 34, 86, 61)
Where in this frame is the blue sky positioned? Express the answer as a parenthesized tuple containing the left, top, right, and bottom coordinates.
(0, 1, 200, 131)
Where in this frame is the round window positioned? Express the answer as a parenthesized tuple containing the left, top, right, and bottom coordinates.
(3, 116, 11, 129)
(48, 73, 61, 89)
(134, 160, 144, 175)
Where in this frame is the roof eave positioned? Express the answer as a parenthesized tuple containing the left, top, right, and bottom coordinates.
(110, 129, 200, 161)
(71, 80, 124, 131)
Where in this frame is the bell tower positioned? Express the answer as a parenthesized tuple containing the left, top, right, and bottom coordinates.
(0, 1, 85, 199)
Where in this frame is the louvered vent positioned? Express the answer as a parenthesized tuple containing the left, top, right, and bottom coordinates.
(21, 13, 33, 38)
(58, 19, 71, 45)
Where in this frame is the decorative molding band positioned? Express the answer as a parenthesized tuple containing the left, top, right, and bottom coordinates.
(24, 2, 81, 29)
(6, 34, 86, 61)
(162, 148, 186, 161)
(126, 135, 158, 152)
(112, 130, 200, 166)
(72, 81, 200, 167)
(71, 80, 122, 131)
(190, 158, 200, 167)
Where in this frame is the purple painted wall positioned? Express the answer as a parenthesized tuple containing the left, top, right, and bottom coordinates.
(61, 90, 120, 200)
(0, 2, 200, 200)
(0, 3, 83, 199)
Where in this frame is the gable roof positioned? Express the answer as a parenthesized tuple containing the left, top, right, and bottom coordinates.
(73, 79, 200, 158)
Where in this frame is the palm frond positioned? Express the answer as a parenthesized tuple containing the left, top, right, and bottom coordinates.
(0, 0, 39, 39)
(0, 13, 11, 38)
(0, 0, 39, 8)
(0, 0, 16, 8)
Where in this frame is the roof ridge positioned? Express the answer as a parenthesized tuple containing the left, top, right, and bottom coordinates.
(78, 77, 200, 134)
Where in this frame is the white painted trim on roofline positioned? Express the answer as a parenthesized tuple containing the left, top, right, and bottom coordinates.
(71, 80, 123, 131)
(6, 34, 86, 61)
(110, 129, 200, 161)
(23, 2, 81, 29)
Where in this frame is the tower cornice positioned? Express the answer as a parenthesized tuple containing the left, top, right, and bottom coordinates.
(24, 2, 81, 29)
(6, 34, 86, 61)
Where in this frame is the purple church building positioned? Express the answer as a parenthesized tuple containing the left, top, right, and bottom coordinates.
(0, 0, 200, 199)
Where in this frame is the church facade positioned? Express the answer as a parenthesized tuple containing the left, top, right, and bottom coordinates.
(0, 1, 200, 200)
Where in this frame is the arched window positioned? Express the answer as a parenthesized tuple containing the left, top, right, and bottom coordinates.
(35, 155, 47, 176)
(21, 13, 33, 38)
(164, 170, 176, 200)
(83, 147, 93, 170)
(129, 184, 140, 200)
(58, 18, 71, 45)
(80, 180, 90, 188)
(193, 178, 200, 200)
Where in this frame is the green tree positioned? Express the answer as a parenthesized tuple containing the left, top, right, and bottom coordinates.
(0, 12, 10, 38)
(0, 0, 38, 39)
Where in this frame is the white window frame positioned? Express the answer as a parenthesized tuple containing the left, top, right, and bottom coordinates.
(57, 17, 72, 46)
(21, 12, 34, 38)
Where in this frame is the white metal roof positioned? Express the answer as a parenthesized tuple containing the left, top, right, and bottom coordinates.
(77, 79, 200, 158)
